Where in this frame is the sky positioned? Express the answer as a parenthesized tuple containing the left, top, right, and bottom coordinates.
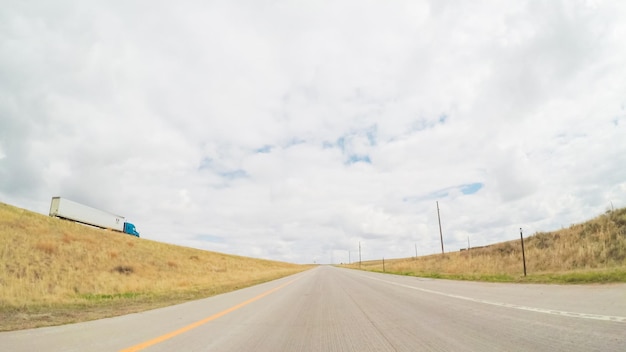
(1, 1, 625, 264)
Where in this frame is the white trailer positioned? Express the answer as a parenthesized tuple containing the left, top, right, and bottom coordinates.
(49, 197, 140, 236)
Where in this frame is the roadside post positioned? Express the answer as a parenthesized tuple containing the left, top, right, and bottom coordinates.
(520, 227, 527, 277)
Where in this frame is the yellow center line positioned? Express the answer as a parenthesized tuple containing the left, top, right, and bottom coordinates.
(119, 277, 300, 352)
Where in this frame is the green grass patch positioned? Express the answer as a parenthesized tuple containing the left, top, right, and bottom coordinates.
(364, 268, 626, 284)
(414, 272, 514, 282)
(79, 292, 143, 301)
(518, 269, 626, 284)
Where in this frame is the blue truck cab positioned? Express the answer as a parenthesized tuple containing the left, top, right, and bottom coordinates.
(123, 222, 140, 237)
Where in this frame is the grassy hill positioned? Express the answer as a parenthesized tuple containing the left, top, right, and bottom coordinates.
(0, 202, 310, 331)
(347, 208, 626, 283)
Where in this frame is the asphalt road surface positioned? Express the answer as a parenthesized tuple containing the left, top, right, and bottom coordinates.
(2, 266, 625, 351)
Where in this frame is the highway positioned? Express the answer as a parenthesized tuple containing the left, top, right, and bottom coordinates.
(1, 266, 625, 351)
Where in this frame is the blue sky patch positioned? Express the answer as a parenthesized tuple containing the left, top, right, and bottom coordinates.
(461, 182, 483, 195)
(322, 141, 335, 149)
(198, 157, 248, 180)
(404, 182, 483, 202)
(346, 154, 371, 164)
(198, 157, 214, 171)
(285, 138, 306, 148)
(365, 125, 378, 146)
(255, 145, 273, 153)
(336, 136, 346, 151)
(219, 169, 248, 179)
(411, 114, 449, 133)
(334, 125, 378, 152)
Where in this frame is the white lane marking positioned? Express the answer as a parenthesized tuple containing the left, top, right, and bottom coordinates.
(361, 274, 626, 323)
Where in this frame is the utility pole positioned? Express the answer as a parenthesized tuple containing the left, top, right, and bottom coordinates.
(359, 241, 362, 269)
(414, 243, 418, 258)
(437, 201, 445, 254)
(348, 251, 351, 264)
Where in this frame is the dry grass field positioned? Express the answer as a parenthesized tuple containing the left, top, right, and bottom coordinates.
(0, 202, 310, 331)
(347, 208, 626, 283)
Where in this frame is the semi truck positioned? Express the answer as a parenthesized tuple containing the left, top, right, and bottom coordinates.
(49, 197, 140, 237)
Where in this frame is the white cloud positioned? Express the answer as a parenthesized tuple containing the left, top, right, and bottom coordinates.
(1, 0, 626, 263)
